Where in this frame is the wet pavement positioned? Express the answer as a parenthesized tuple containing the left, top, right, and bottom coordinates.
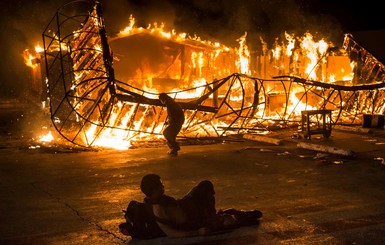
(1, 100, 385, 244)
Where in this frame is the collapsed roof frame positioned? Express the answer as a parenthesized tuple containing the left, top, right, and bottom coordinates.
(42, 1, 385, 147)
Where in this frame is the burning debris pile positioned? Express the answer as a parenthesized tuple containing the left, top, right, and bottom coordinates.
(24, 1, 385, 149)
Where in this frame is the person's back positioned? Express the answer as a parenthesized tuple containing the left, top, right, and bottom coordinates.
(159, 93, 184, 125)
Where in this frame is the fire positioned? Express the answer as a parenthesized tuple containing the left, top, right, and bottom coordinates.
(288, 87, 317, 115)
(301, 33, 328, 80)
(117, 15, 191, 44)
(119, 15, 136, 35)
(237, 32, 250, 74)
(23, 45, 44, 68)
(32, 2, 363, 149)
(39, 131, 54, 143)
(80, 14, 240, 149)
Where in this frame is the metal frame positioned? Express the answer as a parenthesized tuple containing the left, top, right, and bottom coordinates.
(42, 1, 385, 147)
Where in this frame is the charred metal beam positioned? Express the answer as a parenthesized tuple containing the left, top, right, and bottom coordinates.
(276, 76, 385, 91)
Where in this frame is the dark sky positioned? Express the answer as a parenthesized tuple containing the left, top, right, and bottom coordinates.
(307, 0, 385, 33)
(0, 0, 383, 98)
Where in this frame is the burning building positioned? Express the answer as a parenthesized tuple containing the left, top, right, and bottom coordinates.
(25, 0, 385, 148)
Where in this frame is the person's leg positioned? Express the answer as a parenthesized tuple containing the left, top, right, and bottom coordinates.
(163, 126, 176, 149)
(218, 208, 263, 226)
(171, 124, 182, 151)
(163, 125, 181, 154)
(179, 180, 218, 228)
(189, 180, 216, 212)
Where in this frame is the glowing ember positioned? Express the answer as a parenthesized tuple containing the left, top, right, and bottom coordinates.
(23, 49, 39, 69)
(39, 131, 54, 143)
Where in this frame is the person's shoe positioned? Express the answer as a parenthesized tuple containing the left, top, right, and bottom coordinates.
(247, 209, 263, 219)
(167, 150, 178, 156)
(168, 148, 178, 156)
(235, 209, 263, 226)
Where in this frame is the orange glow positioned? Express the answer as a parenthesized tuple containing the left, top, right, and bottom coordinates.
(23, 49, 39, 69)
(28, 7, 357, 149)
(39, 131, 54, 143)
(237, 32, 250, 74)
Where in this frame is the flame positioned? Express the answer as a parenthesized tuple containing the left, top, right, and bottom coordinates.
(285, 32, 295, 57)
(35, 45, 44, 53)
(119, 15, 136, 35)
(28, 9, 356, 149)
(76, 20, 348, 149)
(288, 87, 316, 115)
(23, 49, 39, 69)
(39, 131, 54, 143)
(23, 45, 44, 69)
(236, 32, 250, 74)
(81, 14, 239, 149)
(300, 33, 328, 80)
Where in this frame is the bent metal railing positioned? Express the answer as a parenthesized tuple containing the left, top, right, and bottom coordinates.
(42, 1, 385, 147)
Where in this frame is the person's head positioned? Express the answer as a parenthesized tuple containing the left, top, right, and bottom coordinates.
(140, 174, 164, 198)
(159, 93, 168, 104)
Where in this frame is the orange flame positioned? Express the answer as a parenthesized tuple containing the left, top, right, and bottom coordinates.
(27, 11, 355, 149)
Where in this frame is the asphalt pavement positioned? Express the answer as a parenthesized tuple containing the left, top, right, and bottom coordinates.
(1, 99, 385, 244)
